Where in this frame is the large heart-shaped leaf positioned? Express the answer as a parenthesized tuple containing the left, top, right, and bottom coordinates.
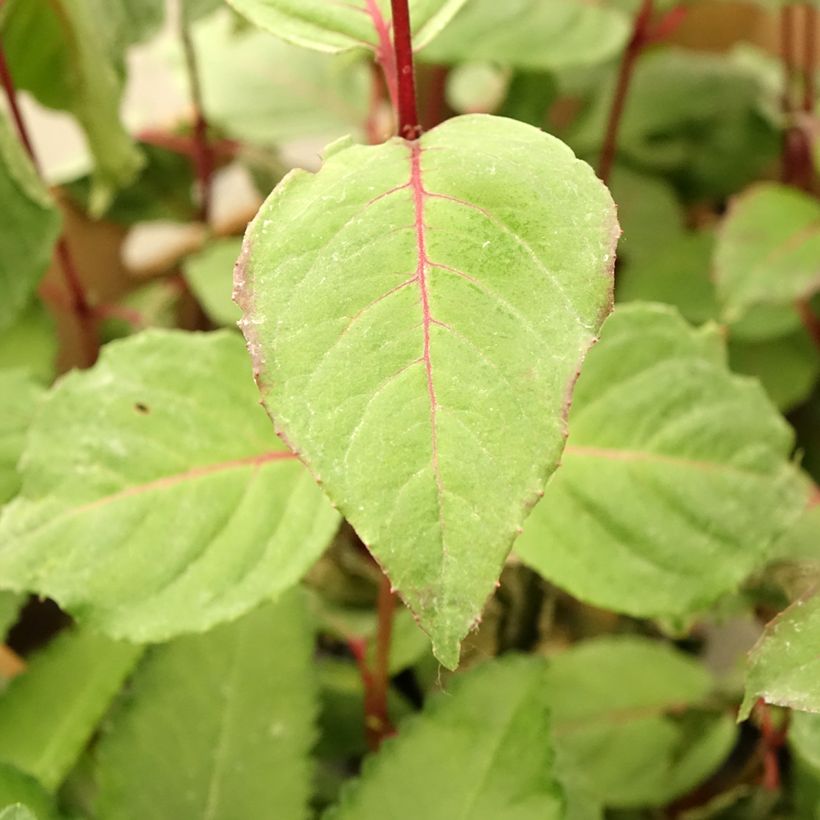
(326, 656, 565, 819)
(516, 303, 806, 619)
(420, 0, 630, 72)
(226, 0, 467, 54)
(715, 183, 820, 322)
(234, 114, 617, 667)
(0, 330, 340, 642)
(0, 114, 61, 333)
(96, 592, 317, 820)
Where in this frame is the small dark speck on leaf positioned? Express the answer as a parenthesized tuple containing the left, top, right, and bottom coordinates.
(134, 402, 150, 414)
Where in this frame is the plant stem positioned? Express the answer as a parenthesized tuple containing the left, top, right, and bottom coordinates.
(179, 6, 213, 224)
(598, 0, 653, 184)
(803, 4, 816, 115)
(0, 35, 98, 366)
(390, 0, 421, 139)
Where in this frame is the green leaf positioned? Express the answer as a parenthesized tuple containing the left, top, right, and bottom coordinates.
(182, 238, 243, 327)
(728, 327, 820, 412)
(0, 330, 340, 642)
(0, 627, 141, 791)
(326, 655, 565, 819)
(740, 591, 820, 718)
(545, 636, 735, 808)
(0, 303, 57, 384)
(0, 805, 37, 820)
(1, 0, 143, 213)
(184, 11, 369, 147)
(235, 114, 617, 667)
(792, 711, 820, 772)
(96, 592, 317, 820)
(715, 183, 820, 322)
(0, 115, 61, 333)
(517, 303, 806, 620)
(0, 593, 22, 641)
(421, 0, 630, 72)
(99, 280, 183, 343)
(0, 371, 44, 506)
(0, 766, 58, 820)
(226, 0, 468, 54)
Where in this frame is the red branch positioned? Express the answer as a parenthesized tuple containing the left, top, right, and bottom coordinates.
(348, 577, 397, 753)
(0, 35, 98, 366)
(365, 0, 398, 116)
(598, 0, 654, 184)
(756, 699, 787, 791)
(179, 11, 213, 223)
(390, 0, 421, 139)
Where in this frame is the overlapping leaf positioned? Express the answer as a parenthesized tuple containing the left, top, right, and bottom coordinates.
(0, 114, 60, 333)
(226, 0, 467, 54)
(420, 0, 630, 72)
(182, 238, 243, 327)
(0, 331, 340, 642)
(517, 303, 806, 619)
(545, 636, 735, 808)
(96, 592, 317, 820)
(0, 627, 141, 791)
(715, 183, 820, 322)
(0, 371, 44, 506)
(1, 0, 143, 213)
(740, 591, 820, 718)
(235, 114, 617, 667)
(326, 656, 565, 819)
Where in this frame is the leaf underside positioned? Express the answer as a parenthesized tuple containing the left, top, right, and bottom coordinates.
(235, 114, 617, 667)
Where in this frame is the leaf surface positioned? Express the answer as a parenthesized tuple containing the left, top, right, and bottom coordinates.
(235, 114, 617, 667)
(0, 766, 58, 820)
(0, 805, 38, 820)
(226, 0, 467, 54)
(96, 592, 317, 820)
(545, 636, 735, 808)
(325, 656, 564, 819)
(421, 0, 630, 71)
(0, 371, 44, 506)
(0, 331, 339, 642)
(0, 628, 141, 791)
(182, 238, 243, 327)
(0, 115, 61, 332)
(517, 303, 806, 618)
(740, 591, 820, 718)
(715, 183, 820, 321)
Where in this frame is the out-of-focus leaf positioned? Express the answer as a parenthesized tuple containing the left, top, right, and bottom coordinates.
(0, 114, 60, 332)
(0, 304, 57, 384)
(0, 628, 141, 791)
(99, 279, 184, 343)
(0, 765, 58, 820)
(0, 371, 44, 505)
(181, 237, 242, 327)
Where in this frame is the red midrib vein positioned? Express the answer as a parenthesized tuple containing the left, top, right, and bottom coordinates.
(71, 451, 296, 515)
(409, 141, 447, 528)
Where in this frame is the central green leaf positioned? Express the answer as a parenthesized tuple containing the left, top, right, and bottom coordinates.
(235, 114, 618, 667)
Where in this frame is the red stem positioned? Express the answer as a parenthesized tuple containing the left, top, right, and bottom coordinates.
(348, 576, 397, 753)
(803, 4, 816, 115)
(422, 65, 450, 131)
(179, 12, 213, 224)
(390, 0, 421, 139)
(0, 34, 98, 366)
(598, 0, 654, 184)
(364, 0, 398, 115)
(796, 298, 820, 350)
(757, 699, 787, 791)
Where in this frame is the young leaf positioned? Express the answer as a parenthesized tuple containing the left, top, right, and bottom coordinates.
(325, 656, 565, 819)
(181, 12, 369, 146)
(1, 0, 143, 213)
(0, 766, 58, 820)
(420, 0, 630, 72)
(226, 0, 468, 54)
(740, 591, 820, 718)
(182, 238, 243, 327)
(0, 331, 340, 643)
(96, 592, 318, 820)
(234, 114, 617, 667)
(715, 183, 820, 322)
(0, 371, 44, 506)
(0, 627, 141, 791)
(545, 636, 735, 808)
(516, 303, 806, 620)
(0, 114, 61, 333)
